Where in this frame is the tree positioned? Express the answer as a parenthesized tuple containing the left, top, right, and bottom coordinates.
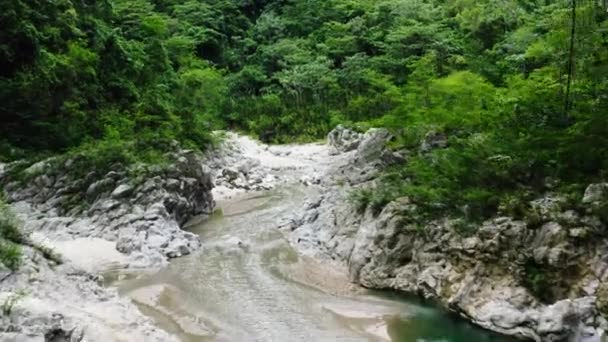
(564, 0, 577, 113)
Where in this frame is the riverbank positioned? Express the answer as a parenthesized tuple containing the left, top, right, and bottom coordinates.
(0, 148, 214, 340)
(108, 183, 510, 342)
(104, 130, 512, 341)
(288, 126, 608, 342)
(2, 128, 605, 341)
(0, 132, 349, 341)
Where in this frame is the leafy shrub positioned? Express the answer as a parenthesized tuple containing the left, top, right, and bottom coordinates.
(0, 199, 22, 270)
(0, 242, 21, 271)
(349, 185, 400, 216)
(522, 259, 580, 304)
(349, 189, 374, 214)
(0, 199, 22, 244)
(452, 219, 478, 236)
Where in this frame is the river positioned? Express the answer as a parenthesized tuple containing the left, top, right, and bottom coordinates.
(108, 184, 512, 342)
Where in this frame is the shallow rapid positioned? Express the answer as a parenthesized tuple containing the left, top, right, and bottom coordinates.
(109, 185, 512, 342)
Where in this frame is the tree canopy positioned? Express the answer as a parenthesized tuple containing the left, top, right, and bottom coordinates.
(1, 0, 607, 220)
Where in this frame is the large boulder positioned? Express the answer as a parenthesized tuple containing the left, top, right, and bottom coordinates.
(583, 183, 608, 204)
(23, 160, 49, 177)
(222, 167, 239, 181)
(327, 125, 363, 153)
(537, 299, 577, 340)
(356, 128, 393, 163)
(111, 184, 133, 198)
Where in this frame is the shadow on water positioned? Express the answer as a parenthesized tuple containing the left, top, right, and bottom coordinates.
(370, 290, 515, 342)
(107, 186, 517, 342)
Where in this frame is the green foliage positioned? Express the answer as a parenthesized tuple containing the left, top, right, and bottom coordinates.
(522, 259, 581, 304)
(343, 0, 607, 223)
(348, 186, 398, 217)
(0, 0, 606, 230)
(349, 189, 373, 214)
(0, 0, 217, 157)
(0, 242, 22, 271)
(523, 261, 552, 302)
(0, 199, 22, 271)
(451, 219, 479, 237)
(0, 199, 22, 244)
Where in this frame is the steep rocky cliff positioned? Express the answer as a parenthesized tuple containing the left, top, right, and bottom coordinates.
(289, 126, 608, 342)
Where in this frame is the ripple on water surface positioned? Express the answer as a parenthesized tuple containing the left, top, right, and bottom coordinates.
(109, 187, 515, 342)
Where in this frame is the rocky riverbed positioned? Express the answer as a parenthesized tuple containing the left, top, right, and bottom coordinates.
(1, 128, 607, 341)
(0, 132, 347, 341)
(0, 148, 215, 341)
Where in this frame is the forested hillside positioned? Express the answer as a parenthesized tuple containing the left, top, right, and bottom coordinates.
(1, 0, 607, 220)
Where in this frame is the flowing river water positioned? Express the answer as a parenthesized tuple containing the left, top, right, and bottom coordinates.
(108, 184, 512, 342)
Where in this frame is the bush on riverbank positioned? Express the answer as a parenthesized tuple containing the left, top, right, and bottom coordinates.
(0, 198, 22, 271)
(1, 0, 606, 226)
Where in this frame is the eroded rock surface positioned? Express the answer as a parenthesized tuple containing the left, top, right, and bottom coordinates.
(4, 127, 608, 341)
(287, 127, 608, 341)
(328, 124, 363, 153)
(0, 247, 176, 342)
(2, 150, 213, 268)
(204, 132, 344, 201)
(0, 149, 213, 341)
(0, 132, 343, 341)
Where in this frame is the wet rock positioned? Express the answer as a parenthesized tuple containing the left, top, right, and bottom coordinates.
(232, 177, 250, 190)
(0, 253, 176, 341)
(237, 159, 260, 175)
(4, 149, 212, 269)
(475, 302, 532, 332)
(23, 161, 49, 177)
(165, 240, 191, 258)
(224, 236, 251, 251)
(165, 178, 181, 191)
(104, 170, 123, 180)
(116, 228, 141, 254)
(532, 222, 567, 248)
(530, 195, 568, 221)
(36, 175, 54, 188)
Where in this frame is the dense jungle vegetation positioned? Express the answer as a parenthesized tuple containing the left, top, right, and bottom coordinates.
(1, 0, 607, 222)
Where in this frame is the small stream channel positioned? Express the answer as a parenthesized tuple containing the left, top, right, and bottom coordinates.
(108, 185, 513, 342)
